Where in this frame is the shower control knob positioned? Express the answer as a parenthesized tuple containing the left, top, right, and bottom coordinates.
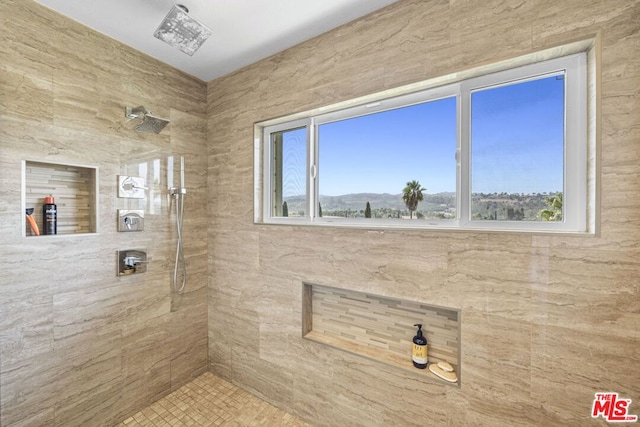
(118, 176, 146, 199)
(117, 249, 148, 276)
(118, 210, 145, 232)
(122, 182, 148, 192)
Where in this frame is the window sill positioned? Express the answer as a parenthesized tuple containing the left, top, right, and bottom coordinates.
(256, 218, 594, 236)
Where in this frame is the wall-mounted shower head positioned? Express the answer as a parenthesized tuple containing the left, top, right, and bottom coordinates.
(135, 114, 170, 134)
(154, 4, 212, 56)
(125, 106, 170, 134)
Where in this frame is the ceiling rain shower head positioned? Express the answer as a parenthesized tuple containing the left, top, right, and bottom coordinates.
(125, 106, 170, 134)
(153, 4, 212, 56)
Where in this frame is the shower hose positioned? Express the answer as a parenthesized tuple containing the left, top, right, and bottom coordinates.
(173, 191, 186, 294)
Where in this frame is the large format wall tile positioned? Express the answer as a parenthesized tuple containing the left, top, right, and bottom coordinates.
(0, 1, 208, 425)
(207, 0, 640, 425)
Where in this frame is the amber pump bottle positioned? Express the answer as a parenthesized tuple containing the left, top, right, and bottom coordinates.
(412, 323, 428, 369)
(43, 195, 57, 235)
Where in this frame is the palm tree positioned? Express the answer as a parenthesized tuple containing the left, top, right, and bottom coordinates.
(402, 180, 425, 219)
(538, 192, 562, 221)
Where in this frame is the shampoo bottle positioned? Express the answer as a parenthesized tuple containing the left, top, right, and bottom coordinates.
(412, 323, 428, 369)
(43, 195, 57, 235)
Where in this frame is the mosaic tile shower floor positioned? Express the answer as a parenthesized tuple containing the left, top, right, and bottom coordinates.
(115, 372, 309, 427)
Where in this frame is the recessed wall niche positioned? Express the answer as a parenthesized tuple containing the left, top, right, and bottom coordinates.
(22, 161, 98, 236)
(303, 282, 461, 385)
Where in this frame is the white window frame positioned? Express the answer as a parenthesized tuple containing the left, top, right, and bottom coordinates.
(312, 83, 461, 228)
(460, 53, 587, 232)
(256, 52, 589, 233)
(261, 118, 312, 224)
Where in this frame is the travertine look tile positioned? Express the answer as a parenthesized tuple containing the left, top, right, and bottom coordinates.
(0, 0, 208, 425)
(1, 0, 639, 425)
(207, 0, 640, 426)
(530, 324, 640, 426)
(0, 351, 58, 426)
(449, 0, 534, 68)
(52, 330, 123, 426)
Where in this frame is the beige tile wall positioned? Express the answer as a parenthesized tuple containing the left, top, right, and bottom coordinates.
(207, 0, 640, 425)
(0, 1, 208, 425)
(1, 0, 638, 425)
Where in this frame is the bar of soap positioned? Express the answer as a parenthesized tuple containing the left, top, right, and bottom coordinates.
(437, 361, 454, 372)
(429, 363, 457, 383)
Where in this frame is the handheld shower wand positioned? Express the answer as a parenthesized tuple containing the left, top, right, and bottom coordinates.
(169, 156, 187, 294)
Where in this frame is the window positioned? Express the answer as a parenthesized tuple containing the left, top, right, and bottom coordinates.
(317, 92, 457, 222)
(257, 52, 588, 233)
(270, 125, 307, 217)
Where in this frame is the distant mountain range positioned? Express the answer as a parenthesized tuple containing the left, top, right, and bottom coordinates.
(282, 191, 559, 221)
(284, 192, 456, 213)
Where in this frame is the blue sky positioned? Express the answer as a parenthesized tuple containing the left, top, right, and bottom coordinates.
(471, 76, 564, 194)
(282, 74, 564, 197)
(318, 97, 457, 195)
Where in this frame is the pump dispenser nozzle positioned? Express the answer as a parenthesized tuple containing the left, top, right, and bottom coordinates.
(414, 323, 423, 337)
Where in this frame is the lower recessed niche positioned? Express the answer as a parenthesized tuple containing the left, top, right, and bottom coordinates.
(23, 160, 98, 236)
(302, 282, 461, 386)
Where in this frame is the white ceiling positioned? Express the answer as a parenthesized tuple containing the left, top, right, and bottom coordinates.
(33, 0, 398, 82)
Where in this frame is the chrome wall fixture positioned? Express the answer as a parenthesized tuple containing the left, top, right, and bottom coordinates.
(117, 249, 148, 276)
(117, 210, 145, 232)
(168, 156, 187, 293)
(118, 175, 147, 199)
(125, 106, 170, 134)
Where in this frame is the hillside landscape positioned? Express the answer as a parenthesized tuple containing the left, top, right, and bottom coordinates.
(283, 192, 560, 221)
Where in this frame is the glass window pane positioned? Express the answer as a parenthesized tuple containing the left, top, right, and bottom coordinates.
(271, 127, 306, 217)
(470, 75, 565, 222)
(317, 97, 457, 220)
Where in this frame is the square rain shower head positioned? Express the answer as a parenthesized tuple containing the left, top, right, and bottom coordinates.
(153, 4, 212, 56)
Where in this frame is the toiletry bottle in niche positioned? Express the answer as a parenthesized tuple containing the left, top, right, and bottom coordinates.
(412, 323, 428, 369)
(43, 195, 57, 235)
